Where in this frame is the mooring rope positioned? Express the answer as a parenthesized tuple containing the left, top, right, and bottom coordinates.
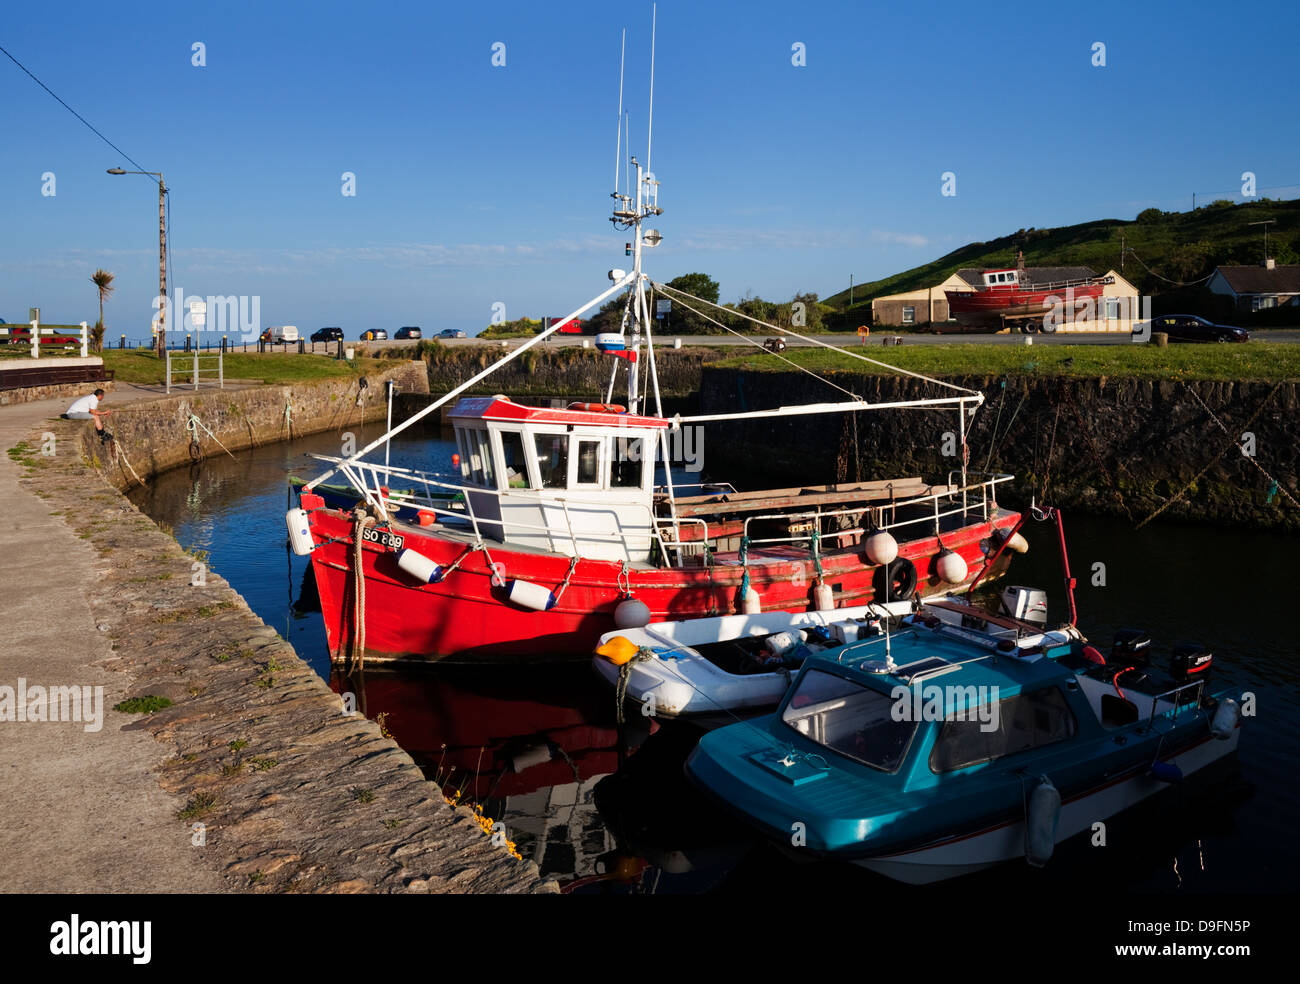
(111, 439, 147, 487)
(185, 413, 236, 459)
(615, 646, 656, 724)
(1136, 383, 1288, 529)
(350, 508, 374, 670)
(1186, 383, 1298, 510)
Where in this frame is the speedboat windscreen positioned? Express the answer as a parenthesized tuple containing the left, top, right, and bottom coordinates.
(781, 669, 916, 773)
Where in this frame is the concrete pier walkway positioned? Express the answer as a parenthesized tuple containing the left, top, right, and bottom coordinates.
(0, 387, 226, 892)
(0, 385, 554, 894)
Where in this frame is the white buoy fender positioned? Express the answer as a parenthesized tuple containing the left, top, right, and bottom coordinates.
(766, 631, 802, 656)
(741, 587, 761, 615)
(863, 529, 898, 566)
(1025, 775, 1062, 867)
(507, 579, 556, 611)
(936, 549, 969, 585)
(396, 547, 443, 584)
(1211, 698, 1240, 740)
(286, 508, 314, 556)
(614, 597, 651, 629)
(813, 581, 835, 611)
(995, 528, 1029, 554)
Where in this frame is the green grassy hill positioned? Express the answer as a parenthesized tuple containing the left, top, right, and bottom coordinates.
(823, 198, 1300, 323)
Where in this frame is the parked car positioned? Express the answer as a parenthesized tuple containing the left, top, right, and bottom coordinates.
(311, 326, 344, 342)
(395, 326, 422, 339)
(359, 328, 388, 341)
(0, 324, 80, 347)
(259, 325, 299, 344)
(1143, 315, 1249, 343)
(436, 328, 467, 339)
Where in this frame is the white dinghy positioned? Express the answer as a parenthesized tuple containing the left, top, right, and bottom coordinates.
(594, 586, 1077, 722)
(593, 600, 918, 721)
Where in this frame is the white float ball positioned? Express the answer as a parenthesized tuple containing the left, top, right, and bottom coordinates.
(614, 597, 651, 629)
(864, 529, 899, 566)
(936, 549, 968, 585)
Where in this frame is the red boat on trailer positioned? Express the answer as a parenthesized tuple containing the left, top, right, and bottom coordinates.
(292, 158, 1027, 665)
(943, 260, 1113, 331)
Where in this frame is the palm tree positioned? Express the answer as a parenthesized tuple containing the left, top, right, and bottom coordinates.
(90, 269, 114, 354)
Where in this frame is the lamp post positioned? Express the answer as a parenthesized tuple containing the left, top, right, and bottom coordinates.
(107, 167, 166, 356)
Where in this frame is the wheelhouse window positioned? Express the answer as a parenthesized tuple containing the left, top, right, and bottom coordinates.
(781, 669, 916, 773)
(472, 429, 494, 488)
(929, 686, 1076, 774)
(611, 436, 646, 489)
(456, 427, 493, 487)
(575, 439, 601, 485)
(534, 433, 569, 489)
(498, 429, 530, 489)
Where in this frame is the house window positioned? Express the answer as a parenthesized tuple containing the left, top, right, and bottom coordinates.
(1253, 296, 1276, 311)
(533, 433, 569, 489)
(1105, 298, 1120, 320)
(902, 306, 915, 325)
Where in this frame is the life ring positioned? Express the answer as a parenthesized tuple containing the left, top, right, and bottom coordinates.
(872, 556, 917, 601)
(567, 402, 626, 414)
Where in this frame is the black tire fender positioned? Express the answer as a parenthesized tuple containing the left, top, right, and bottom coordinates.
(872, 556, 917, 602)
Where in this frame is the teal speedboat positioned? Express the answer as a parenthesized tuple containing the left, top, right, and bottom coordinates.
(685, 594, 1244, 884)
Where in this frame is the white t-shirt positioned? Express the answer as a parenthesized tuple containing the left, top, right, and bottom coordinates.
(67, 394, 99, 414)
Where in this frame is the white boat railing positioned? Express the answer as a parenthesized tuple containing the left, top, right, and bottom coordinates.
(311, 453, 674, 563)
(734, 473, 1013, 556)
(650, 473, 1013, 567)
(307, 455, 1013, 571)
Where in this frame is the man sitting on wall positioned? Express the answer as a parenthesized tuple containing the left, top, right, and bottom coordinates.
(62, 388, 113, 442)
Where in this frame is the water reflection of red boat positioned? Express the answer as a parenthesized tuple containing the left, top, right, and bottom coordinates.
(329, 665, 658, 885)
(330, 665, 629, 801)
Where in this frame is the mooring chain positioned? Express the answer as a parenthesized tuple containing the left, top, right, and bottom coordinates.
(551, 555, 580, 606)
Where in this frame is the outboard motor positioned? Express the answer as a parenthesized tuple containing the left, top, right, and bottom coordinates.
(1000, 586, 1048, 626)
(1111, 628, 1152, 667)
(1170, 642, 1213, 682)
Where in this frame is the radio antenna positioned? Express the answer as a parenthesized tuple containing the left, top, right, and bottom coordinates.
(646, 3, 656, 177)
(612, 29, 625, 194)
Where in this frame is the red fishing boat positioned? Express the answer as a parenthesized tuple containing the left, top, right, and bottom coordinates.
(943, 259, 1113, 331)
(290, 157, 1028, 665)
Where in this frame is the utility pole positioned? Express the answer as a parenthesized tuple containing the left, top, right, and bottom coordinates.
(1249, 220, 1276, 264)
(1120, 233, 1125, 272)
(158, 175, 167, 357)
(107, 167, 167, 357)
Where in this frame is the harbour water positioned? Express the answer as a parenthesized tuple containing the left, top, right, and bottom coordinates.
(128, 427, 1297, 893)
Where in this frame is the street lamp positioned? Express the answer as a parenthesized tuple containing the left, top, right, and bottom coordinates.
(107, 167, 167, 356)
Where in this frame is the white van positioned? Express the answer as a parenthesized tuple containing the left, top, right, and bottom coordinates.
(267, 325, 299, 343)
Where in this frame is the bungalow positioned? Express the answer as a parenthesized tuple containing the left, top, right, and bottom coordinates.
(1207, 261, 1300, 312)
(872, 266, 1141, 332)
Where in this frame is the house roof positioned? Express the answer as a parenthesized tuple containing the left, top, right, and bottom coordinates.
(955, 266, 1096, 287)
(1212, 265, 1300, 296)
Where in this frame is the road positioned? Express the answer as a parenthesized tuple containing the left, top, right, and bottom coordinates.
(351, 328, 1300, 350)
(175, 327, 1300, 356)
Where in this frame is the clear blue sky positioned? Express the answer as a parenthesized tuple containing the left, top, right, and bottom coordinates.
(3, 0, 1298, 336)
